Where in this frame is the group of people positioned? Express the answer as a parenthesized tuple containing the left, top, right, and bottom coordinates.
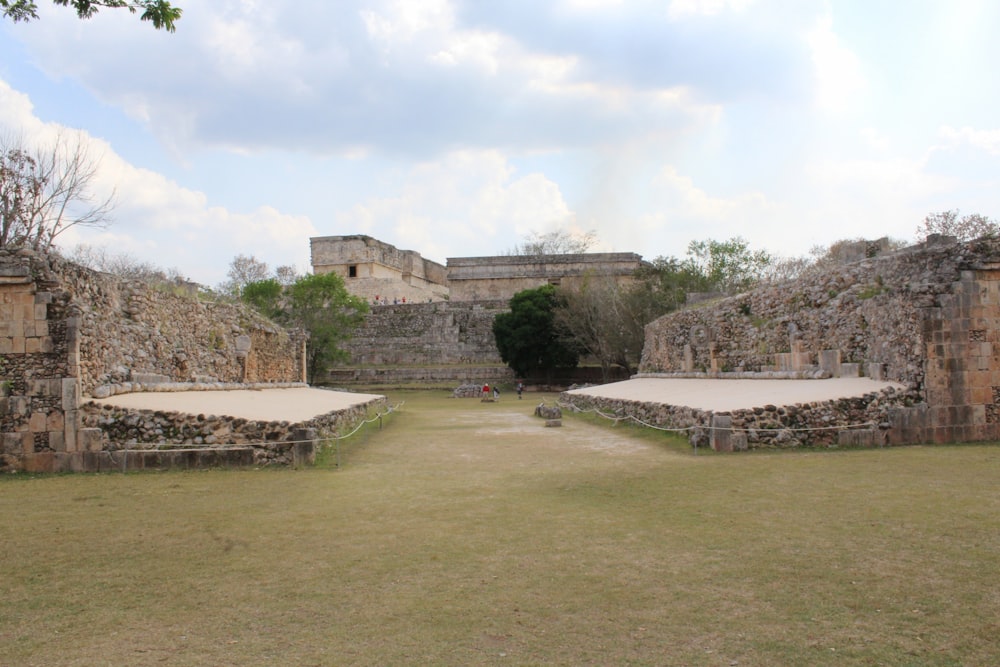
(481, 381, 524, 400)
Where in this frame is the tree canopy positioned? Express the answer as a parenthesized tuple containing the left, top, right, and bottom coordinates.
(242, 272, 368, 384)
(915, 210, 998, 243)
(493, 284, 579, 381)
(506, 229, 597, 256)
(0, 133, 114, 251)
(2, 0, 182, 30)
(218, 254, 271, 298)
(551, 237, 774, 379)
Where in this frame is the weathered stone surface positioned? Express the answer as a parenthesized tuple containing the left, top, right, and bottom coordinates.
(535, 403, 562, 420)
(0, 249, 309, 473)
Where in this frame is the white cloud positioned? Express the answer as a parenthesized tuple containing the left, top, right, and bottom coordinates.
(335, 150, 574, 261)
(939, 125, 1000, 156)
(667, 0, 755, 19)
(0, 78, 315, 285)
(806, 13, 866, 113)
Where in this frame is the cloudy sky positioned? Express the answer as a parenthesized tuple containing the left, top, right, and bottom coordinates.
(2, 0, 998, 286)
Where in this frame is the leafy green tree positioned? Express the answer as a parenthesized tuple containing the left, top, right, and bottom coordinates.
(284, 273, 368, 384)
(493, 284, 578, 381)
(2, 0, 182, 31)
(682, 237, 773, 295)
(241, 278, 283, 320)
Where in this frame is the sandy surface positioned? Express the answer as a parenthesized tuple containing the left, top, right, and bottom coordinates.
(89, 378, 903, 422)
(565, 376, 905, 412)
(90, 387, 385, 422)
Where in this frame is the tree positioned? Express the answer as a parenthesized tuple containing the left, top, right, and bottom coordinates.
(67, 243, 183, 283)
(506, 229, 597, 255)
(274, 264, 300, 287)
(218, 254, 270, 298)
(2, 0, 182, 31)
(492, 284, 579, 381)
(682, 237, 773, 295)
(553, 275, 636, 381)
(283, 273, 368, 384)
(240, 278, 283, 320)
(916, 210, 998, 242)
(0, 133, 114, 251)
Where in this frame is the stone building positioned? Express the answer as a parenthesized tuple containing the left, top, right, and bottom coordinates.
(310, 235, 449, 304)
(445, 252, 646, 301)
(309, 234, 647, 304)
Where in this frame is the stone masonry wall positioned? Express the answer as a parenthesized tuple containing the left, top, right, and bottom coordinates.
(342, 300, 508, 366)
(1, 249, 306, 473)
(78, 391, 386, 470)
(624, 235, 1000, 447)
(446, 253, 645, 301)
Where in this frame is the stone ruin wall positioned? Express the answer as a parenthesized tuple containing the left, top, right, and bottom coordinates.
(446, 253, 645, 301)
(311, 235, 450, 304)
(343, 300, 507, 365)
(328, 299, 515, 386)
(564, 236, 1000, 448)
(1, 249, 308, 472)
(62, 259, 305, 395)
(77, 390, 386, 471)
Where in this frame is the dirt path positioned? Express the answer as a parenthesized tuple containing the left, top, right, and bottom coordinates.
(342, 390, 683, 476)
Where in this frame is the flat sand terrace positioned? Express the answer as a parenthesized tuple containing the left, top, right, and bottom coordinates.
(89, 387, 385, 423)
(566, 377, 906, 412)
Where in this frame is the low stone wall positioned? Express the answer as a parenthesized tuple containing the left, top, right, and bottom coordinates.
(76, 390, 386, 471)
(327, 365, 513, 387)
(559, 383, 923, 450)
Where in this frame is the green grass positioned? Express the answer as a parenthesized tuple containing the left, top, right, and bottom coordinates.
(2, 390, 999, 665)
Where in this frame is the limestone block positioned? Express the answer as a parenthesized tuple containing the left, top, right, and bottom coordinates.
(235, 335, 252, 353)
(46, 411, 65, 432)
(839, 363, 861, 378)
(710, 414, 733, 452)
(29, 411, 48, 432)
(837, 429, 880, 447)
(79, 428, 105, 453)
(49, 430, 66, 452)
(1, 431, 29, 455)
(731, 431, 748, 451)
(819, 349, 842, 376)
(24, 452, 55, 473)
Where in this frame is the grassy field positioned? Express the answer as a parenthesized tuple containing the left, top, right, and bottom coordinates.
(2, 390, 999, 666)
